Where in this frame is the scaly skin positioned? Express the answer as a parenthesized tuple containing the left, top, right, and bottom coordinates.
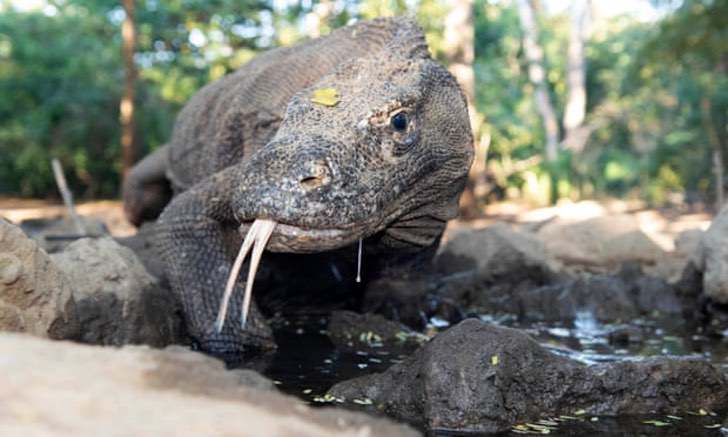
(123, 17, 473, 354)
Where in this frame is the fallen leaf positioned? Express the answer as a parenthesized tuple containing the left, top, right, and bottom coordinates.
(352, 398, 373, 405)
(311, 88, 339, 106)
(643, 420, 671, 427)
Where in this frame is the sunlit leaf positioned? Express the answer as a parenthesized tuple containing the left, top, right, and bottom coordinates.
(311, 88, 339, 106)
(643, 420, 671, 427)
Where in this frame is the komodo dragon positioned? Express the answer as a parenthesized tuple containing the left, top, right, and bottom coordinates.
(122, 17, 473, 354)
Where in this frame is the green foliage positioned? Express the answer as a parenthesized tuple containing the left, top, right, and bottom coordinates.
(0, 10, 121, 196)
(474, 0, 728, 207)
(0, 0, 450, 198)
(2, 0, 727, 209)
(0, 0, 268, 197)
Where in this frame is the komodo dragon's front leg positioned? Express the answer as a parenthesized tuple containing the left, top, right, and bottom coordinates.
(155, 167, 275, 354)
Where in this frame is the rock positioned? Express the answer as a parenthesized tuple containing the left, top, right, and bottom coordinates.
(50, 237, 187, 347)
(327, 310, 427, 352)
(361, 274, 468, 330)
(647, 228, 705, 284)
(467, 264, 681, 323)
(330, 319, 727, 434)
(515, 276, 640, 322)
(0, 219, 80, 339)
(699, 206, 728, 303)
(20, 216, 109, 253)
(607, 325, 644, 346)
(0, 332, 418, 437)
(675, 228, 704, 260)
(436, 222, 557, 281)
(537, 215, 664, 269)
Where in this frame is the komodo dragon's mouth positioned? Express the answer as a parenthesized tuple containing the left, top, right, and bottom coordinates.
(214, 218, 358, 334)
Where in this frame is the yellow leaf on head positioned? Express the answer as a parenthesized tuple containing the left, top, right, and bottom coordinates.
(311, 88, 340, 107)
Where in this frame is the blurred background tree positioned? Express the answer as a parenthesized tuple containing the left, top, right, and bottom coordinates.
(0, 0, 726, 215)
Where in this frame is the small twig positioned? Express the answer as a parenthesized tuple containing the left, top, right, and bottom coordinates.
(51, 158, 85, 235)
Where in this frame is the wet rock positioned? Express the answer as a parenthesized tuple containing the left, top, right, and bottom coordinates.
(20, 216, 109, 253)
(0, 332, 418, 437)
(537, 215, 664, 270)
(468, 264, 681, 323)
(519, 276, 640, 322)
(50, 237, 187, 347)
(433, 224, 558, 318)
(607, 325, 644, 346)
(361, 274, 468, 330)
(698, 206, 728, 304)
(0, 219, 80, 339)
(618, 262, 684, 315)
(436, 223, 557, 281)
(327, 310, 428, 352)
(330, 319, 728, 434)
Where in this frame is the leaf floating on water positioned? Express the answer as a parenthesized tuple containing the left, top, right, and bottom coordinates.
(574, 409, 586, 416)
(687, 408, 709, 416)
(312, 393, 342, 403)
(512, 424, 542, 435)
(590, 417, 599, 422)
(525, 423, 554, 434)
(311, 88, 339, 106)
(352, 398, 373, 405)
(704, 424, 722, 429)
(491, 355, 499, 366)
(642, 420, 672, 427)
(302, 389, 312, 394)
(665, 415, 682, 420)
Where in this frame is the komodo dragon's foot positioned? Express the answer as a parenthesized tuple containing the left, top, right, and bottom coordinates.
(192, 297, 277, 357)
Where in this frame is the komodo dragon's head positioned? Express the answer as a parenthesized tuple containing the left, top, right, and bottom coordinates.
(217, 22, 473, 330)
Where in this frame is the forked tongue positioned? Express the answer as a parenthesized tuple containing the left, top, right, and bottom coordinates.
(214, 219, 276, 333)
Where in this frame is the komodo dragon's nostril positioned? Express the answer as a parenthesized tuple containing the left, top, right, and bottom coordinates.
(299, 160, 331, 190)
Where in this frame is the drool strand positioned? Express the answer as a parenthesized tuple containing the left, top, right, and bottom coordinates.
(356, 237, 363, 283)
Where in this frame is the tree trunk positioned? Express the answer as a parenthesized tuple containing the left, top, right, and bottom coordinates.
(516, 0, 559, 162)
(120, 0, 137, 178)
(702, 96, 724, 209)
(562, 0, 591, 153)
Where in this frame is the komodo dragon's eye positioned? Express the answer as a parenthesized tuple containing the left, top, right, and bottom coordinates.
(390, 112, 408, 131)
